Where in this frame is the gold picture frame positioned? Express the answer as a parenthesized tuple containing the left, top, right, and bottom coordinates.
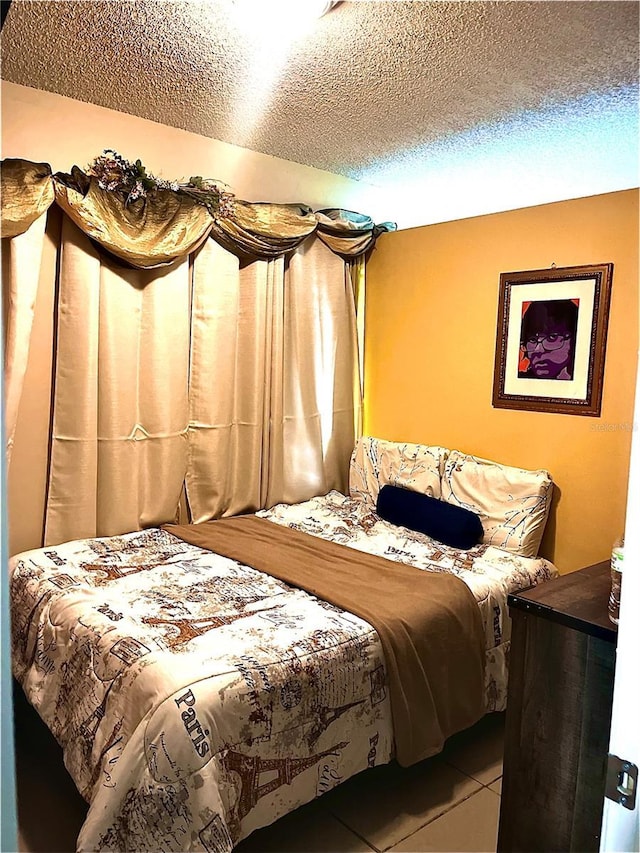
(492, 263, 613, 416)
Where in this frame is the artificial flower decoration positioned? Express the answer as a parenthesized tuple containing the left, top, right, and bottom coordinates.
(87, 149, 235, 218)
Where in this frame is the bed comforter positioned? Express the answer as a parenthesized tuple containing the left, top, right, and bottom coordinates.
(9, 491, 557, 852)
(164, 514, 486, 767)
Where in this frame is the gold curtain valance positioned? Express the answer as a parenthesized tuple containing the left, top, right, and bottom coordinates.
(54, 173, 213, 269)
(210, 200, 318, 259)
(1, 157, 396, 265)
(1, 159, 56, 238)
(315, 208, 396, 259)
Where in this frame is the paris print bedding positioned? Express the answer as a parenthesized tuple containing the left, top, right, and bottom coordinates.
(9, 490, 557, 851)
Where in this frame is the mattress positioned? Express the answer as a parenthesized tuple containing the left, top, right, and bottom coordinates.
(9, 491, 557, 852)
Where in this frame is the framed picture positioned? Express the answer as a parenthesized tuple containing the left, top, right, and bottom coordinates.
(492, 263, 613, 416)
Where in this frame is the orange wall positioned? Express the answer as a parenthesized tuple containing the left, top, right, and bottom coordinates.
(364, 190, 639, 573)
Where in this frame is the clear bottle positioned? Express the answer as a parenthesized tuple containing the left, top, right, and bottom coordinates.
(608, 535, 624, 624)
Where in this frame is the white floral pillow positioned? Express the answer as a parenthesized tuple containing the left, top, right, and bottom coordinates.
(349, 436, 448, 509)
(441, 450, 553, 557)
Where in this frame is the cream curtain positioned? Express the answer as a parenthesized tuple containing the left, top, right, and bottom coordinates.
(5, 212, 364, 552)
(186, 237, 360, 521)
(349, 255, 366, 438)
(264, 238, 360, 506)
(185, 238, 270, 520)
(2, 212, 48, 464)
(3, 157, 377, 553)
(44, 218, 191, 545)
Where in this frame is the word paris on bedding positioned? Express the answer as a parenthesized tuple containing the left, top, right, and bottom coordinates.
(10, 437, 556, 852)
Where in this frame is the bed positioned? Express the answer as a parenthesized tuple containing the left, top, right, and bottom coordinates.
(9, 437, 558, 852)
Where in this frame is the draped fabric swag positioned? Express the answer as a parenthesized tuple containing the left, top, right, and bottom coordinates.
(2, 157, 390, 553)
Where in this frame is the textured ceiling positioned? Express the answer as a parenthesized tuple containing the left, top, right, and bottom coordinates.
(1, 0, 638, 186)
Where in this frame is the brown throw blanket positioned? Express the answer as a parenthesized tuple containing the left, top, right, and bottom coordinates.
(163, 515, 486, 766)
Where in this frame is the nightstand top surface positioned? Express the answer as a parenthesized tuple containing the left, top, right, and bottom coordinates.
(508, 560, 618, 642)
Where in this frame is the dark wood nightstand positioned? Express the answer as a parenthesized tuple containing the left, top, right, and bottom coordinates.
(497, 561, 617, 853)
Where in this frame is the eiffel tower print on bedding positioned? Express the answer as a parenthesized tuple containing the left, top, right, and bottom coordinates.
(10, 490, 557, 852)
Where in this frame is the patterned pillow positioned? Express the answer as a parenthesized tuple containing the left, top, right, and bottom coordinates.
(349, 436, 448, 509)
(440, 450, 553, 557)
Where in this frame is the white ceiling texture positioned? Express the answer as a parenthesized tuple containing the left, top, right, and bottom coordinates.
(2, 0, 639, 226)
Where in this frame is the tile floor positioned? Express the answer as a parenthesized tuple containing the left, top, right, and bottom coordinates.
(13, 685, 504, 853)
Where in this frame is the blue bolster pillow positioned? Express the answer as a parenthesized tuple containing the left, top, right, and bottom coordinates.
(376, 484, 484, 550)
